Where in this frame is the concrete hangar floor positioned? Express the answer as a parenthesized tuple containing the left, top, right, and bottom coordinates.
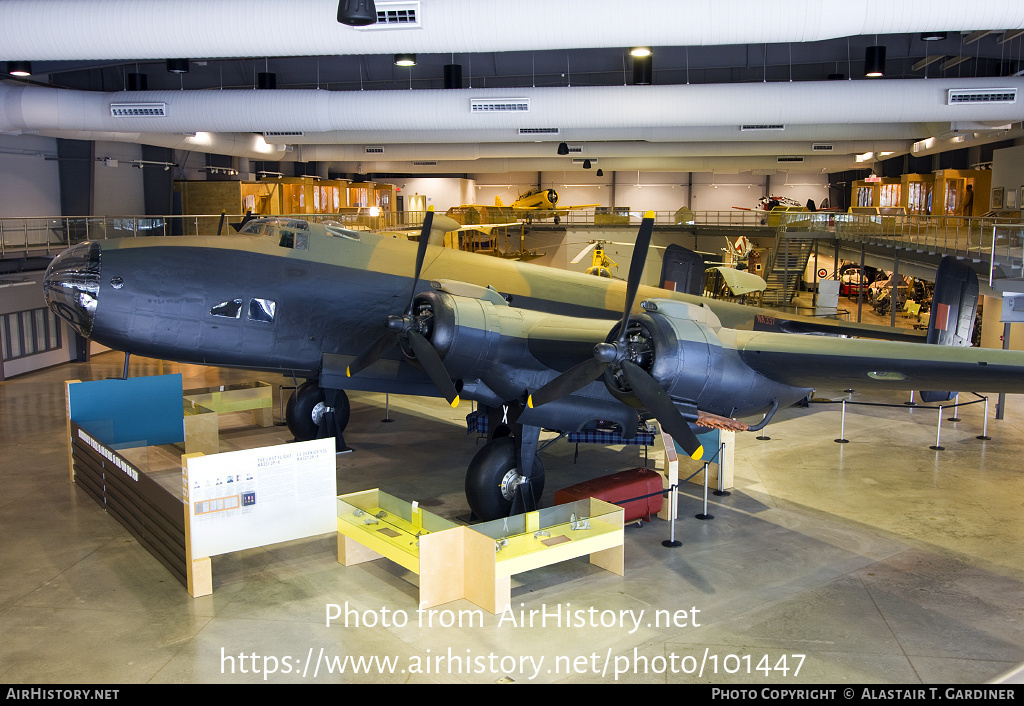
(2, 351, 1024, 686)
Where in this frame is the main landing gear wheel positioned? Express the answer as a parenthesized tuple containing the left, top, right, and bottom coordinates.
(465, 436, 545, 521)
(286, 381, 350, 441)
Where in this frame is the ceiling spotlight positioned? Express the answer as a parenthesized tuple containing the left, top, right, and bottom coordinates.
(629, 47, 652, 57)
(557, 142, 570, 156)
(596, 168, 604, 177)
(633, 54, 653, 85)
(394, 54, 417, 67)
(921, 31, 947, 41)
(337, 0, 377, 26)
(6, 61, 31, 77)
(166, 58, 190, 74)
(864, 45, 885, 77)
(583, 159, 592, 169)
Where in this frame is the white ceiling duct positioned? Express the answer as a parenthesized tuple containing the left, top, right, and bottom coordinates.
(1, 0, 1022, 60)
(294, 139, 912, 162)
(2, 79, 1021, 137)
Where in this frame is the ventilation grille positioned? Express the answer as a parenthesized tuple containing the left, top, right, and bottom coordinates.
(571, 158, 598, 164)
(364, 146, 385, 154)
(812, 143, 834, 151)
(777, 156, 804, 162)
(741, 124, 785, 131)
(519, 128, 560, 135)
(358, 1, 421, 29)
(947, 88, 1017, 104)
(263, 131, 304, 137)
(110, 102, 166, 117)
(412, 161, 437, 166)
(471, 98, 530, 113)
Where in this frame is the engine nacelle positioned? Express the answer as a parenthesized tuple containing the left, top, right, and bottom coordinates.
(608, 299, 804, 420)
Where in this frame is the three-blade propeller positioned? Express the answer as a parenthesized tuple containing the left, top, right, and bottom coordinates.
(346, 208, 460, 407)
(526, 211, 705, 459)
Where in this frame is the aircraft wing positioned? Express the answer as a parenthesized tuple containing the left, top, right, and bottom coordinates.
(732, 328, 1024, 393)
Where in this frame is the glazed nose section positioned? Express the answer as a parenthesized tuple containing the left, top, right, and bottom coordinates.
(44, 241, 101, 338)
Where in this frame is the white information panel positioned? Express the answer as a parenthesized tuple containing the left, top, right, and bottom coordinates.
(184, 438, 337, 558)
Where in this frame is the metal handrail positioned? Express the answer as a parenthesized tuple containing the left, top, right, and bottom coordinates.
(4, 211, 1022, 285)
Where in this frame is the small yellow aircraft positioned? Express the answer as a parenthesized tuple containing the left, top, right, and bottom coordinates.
(449, 188, 599, 225)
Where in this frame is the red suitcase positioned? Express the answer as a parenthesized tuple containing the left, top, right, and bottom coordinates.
(554, 468, 664, 523)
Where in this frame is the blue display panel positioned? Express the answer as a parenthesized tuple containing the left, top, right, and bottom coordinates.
(68, 374, 184, 449)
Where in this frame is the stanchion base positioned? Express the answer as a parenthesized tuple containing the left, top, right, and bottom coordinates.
(903, 402, 917, 406)
(977, 435, 991, 440)
(834, 438, 849, 444)
(713, 490, 731, 497)
(947, 417, 961, 422)
(381, 418, 394, 423)
(929, 445, 945, 451)
(662, 540, 682, 548)
(696, 513, 714, 520)
(756, 435, 770, 441)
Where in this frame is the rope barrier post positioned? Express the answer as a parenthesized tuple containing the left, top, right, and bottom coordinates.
(713, 441, 730, 497)
(977, 396, 991, 440)
(756, 423, 770, 441)
(835, 399, 849, 443)
(947, 393, 961, 422)
(696, 462, 714, 520)
(929, 405, 945, 450)
(904, 390, 917, 406)
(662, 484, 682, 548)
(381, 393, 394, 423)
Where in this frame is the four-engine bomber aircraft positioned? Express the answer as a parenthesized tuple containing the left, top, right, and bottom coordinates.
(43, 210, 1024, 520)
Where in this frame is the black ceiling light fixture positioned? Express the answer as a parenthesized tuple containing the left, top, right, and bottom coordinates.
(864, 44, 885, 77)
(596, 168, 604, 177)
(632, 51, 653, 85)
(126, 73, 148, 90)
(7, 61, 31, 76)
(583, 159, 592, 169)
(337, 0, 376, 26)
(166, 58, 190, 74)
(557, 142, 570, 156)
(921, 31, 947, 41)
(258, 72, 277, 89)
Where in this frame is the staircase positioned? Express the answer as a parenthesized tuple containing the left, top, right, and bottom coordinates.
(762, 236, 816, 307)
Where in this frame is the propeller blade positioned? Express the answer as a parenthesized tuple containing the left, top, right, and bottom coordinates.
(405, 207, 435, 315)
(617, 211, 655, 343)
(407, 330, 460, 407)
(346, 330, 400, 378)
(527, 357, 610, 409)
(619, 360, 704, 459)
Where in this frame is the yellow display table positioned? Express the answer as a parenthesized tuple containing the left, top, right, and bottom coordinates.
(337, 490, 624, 613)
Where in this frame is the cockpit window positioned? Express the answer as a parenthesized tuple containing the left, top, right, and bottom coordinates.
(248, 298, 276, 323)
(211, 299, 243, 319)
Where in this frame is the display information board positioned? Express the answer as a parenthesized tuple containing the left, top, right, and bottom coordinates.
(184, 438, 337, 558)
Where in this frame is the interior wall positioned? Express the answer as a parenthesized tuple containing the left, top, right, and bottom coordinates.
(0, 135, 61, 218)
(991, 143, 1024, 205)
(93, 142, 146, 216)
(376, 177, 475, 211)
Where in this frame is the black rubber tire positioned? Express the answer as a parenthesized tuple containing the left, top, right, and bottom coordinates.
(465, 436, 545, 521)
(285, 382, 350, 441)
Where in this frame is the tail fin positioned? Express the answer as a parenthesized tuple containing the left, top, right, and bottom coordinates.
(919, 256, 979, 402)
(495, 196, 504, 207)
(659, 244, 707, 296)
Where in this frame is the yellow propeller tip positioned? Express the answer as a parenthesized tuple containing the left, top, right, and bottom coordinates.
(644, 210, 655, 219)
(345, 366, 352, 377)
(690, 445, 704, 460)
(450, 395, 460, 408)
(527, 395, 534, 409)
